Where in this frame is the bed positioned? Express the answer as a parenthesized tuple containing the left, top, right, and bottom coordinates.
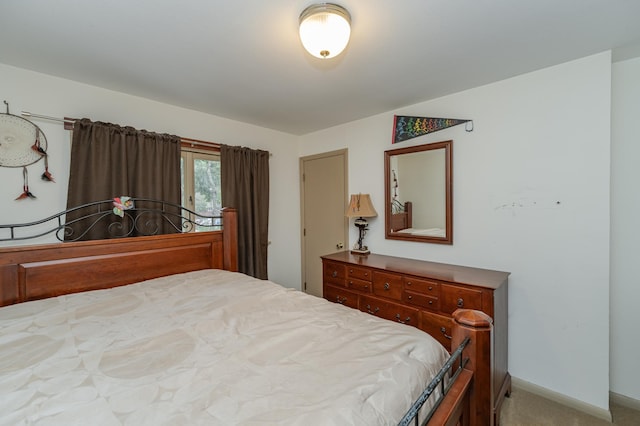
(390, 201, 413, 233)
(390, 202, 446, 238)
(0, 202, 494, 425)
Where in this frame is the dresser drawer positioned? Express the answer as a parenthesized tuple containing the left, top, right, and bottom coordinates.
(404, 276, 440, 295)
(403, 290, 439, 311)
(347, 266, 372, 282)
(347, 277, 372, 293)
(324, 284, 359, 309)
(420, 311, 453, 350)
(360, 295, 419, 327)
(372, 271, 403, 301)
(440, 284, 483, 314)
(323, 261, 346, 286)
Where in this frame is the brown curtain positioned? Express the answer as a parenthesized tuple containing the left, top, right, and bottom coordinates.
(65, 119, 181, 241)
(221, 144, 269, 279)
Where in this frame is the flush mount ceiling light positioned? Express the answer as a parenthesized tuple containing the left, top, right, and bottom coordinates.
(299, 3, 351, 59)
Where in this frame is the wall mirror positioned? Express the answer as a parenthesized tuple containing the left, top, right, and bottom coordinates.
(384, 140, 452, 244)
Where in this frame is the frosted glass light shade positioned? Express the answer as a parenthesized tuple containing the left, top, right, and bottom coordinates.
(299, 3, 351, 59)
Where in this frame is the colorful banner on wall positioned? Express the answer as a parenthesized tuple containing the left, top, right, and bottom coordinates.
(392, 115, 473, 144)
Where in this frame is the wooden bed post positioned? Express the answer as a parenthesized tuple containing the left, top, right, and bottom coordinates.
(405, 201, 412, 228)
(452, 309, 494, 426)
(221, 207, 238, 272)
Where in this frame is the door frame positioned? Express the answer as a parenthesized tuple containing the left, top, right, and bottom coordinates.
(299, 149, 348, 294)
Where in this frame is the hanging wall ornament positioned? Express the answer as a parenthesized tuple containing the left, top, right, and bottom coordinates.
(15, 166, 36, 200)
(41, 154, 54, 182)
(0, 101, 54, 199)
(392, 115, 473, 144)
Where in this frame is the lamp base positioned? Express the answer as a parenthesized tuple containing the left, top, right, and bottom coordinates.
(352, 217, 370, 255)
(350, 248, 370, 255)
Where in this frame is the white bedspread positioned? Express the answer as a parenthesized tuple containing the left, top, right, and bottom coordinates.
(396, 228, 446, 238)
(0, 269, 448, 426)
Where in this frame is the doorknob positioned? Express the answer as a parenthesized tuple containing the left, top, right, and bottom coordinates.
(336, 242, 344, 249)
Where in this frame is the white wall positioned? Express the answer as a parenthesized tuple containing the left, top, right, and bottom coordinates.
(299, 52, 612, 411)
(610, 56, 640, 401)
(0, 63, 302, 290)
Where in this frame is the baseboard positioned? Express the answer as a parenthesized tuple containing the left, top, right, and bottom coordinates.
(610, 391, 640, 411)
(511, 377, 612, 422)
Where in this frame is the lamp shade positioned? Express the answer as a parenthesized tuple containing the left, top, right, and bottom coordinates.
(345, 193, 377, 218)
(299, 3, 351, 59)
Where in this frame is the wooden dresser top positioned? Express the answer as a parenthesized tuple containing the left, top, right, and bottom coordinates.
(321, 251, 510, 290)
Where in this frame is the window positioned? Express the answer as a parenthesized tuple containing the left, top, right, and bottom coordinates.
(181, 148, 222, 231)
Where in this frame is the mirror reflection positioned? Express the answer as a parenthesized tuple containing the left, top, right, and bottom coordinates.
(384, 140, 452, 244)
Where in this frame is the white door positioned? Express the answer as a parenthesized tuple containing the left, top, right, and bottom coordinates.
(300, 150, 348, 297)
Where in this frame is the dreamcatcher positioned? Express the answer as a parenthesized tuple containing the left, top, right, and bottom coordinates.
(0, 101, 54, 200)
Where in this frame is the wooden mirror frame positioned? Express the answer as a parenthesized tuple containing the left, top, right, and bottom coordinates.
(384, 140, 453, 244)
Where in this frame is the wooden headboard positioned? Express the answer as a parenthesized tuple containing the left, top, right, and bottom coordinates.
(0, 208, 237, 307)
(390, 201, 412, 232)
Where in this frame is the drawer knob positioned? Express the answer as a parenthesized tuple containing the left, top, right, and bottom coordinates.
(428, 300, 433, 305)
(441, 327, 452, 340)
(457, 298, 464, 308)
(384, 283, 390, 290)
(407, 295, 413, 300)
(364, 285, 369, 289)
(332, 271, 338, 278)
(396, 314, 411, 324)
(428, 286, 433, 291)
(336, 296, 347, 304)
(407, 281, 412, 286)
(366, 304, 380, 315)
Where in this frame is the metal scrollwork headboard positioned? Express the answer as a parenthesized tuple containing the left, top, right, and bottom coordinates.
(0, 198, 224, 242)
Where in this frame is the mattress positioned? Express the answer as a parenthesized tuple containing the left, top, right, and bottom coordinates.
(0, 269, 448, 425)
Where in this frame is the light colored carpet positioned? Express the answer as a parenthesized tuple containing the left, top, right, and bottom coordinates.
(500, 388, 640, 426)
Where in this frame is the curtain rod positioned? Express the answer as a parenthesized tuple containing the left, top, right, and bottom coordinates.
(21, 111, 75, 124)
(21, 111, 221, 149)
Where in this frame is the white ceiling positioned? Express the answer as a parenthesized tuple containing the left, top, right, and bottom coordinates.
(1, 1, 640, 135)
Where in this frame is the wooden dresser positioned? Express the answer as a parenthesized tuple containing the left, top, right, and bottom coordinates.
(321, 251, 510, 423)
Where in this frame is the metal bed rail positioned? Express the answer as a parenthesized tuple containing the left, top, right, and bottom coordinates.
(397, 336, 471, 426)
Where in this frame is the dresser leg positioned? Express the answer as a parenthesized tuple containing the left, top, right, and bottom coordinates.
(494, 373, 512, 426)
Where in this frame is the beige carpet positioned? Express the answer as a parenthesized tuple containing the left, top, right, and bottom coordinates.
(500, 388, 640, 426)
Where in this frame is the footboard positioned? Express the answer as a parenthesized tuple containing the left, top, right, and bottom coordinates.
(401, 309, 494, 426)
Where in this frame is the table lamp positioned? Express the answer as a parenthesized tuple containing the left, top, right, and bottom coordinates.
(345, 193, 377, 255)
